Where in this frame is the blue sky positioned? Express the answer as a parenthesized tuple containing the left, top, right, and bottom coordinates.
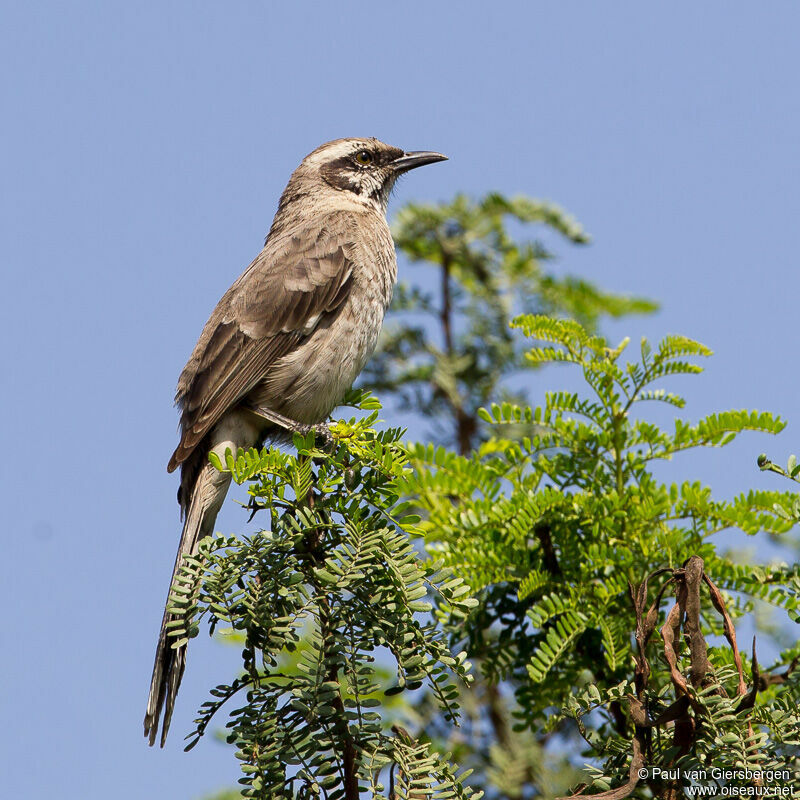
(3, 2, 799, 798)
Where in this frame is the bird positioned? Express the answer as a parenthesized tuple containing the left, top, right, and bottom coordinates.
(144, 137, 447, 747)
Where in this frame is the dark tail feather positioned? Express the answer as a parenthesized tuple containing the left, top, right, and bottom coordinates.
(144, 461, 231, 747)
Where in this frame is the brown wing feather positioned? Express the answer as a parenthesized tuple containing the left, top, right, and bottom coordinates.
(167, 217, 355, 473)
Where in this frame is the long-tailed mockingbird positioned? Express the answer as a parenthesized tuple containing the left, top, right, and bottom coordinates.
(145, 138, 447, 746)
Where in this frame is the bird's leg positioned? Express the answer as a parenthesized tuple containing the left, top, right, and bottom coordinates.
(245, 404, 333, 554)
(245, 404, 336, 450)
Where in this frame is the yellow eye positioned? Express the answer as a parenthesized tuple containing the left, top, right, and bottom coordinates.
(354, 150, 373, 165)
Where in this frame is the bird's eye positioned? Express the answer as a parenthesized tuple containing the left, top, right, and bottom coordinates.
(354, 150, 373, 165)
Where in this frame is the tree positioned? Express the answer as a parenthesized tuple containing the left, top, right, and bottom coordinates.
(184, 194, 800, 799)
(178, 408, 478, 798)
(362, 194, 659, 797)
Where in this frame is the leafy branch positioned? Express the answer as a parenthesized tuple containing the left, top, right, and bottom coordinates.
(173, 407, 481, 798)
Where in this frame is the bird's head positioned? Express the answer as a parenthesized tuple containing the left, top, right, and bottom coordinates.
(287, 137, 447, 214)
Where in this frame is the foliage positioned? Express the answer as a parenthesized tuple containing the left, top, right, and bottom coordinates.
(399, 315, 800, 797)
(364, 193, 657, 454)
(357, 192, 660, 798)
(187, 192, 800, 800)
(174, 400, 479, 799)
(759, 453, 800, 525)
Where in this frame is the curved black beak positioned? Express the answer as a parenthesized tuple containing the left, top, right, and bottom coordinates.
(391, 150, 448, 173)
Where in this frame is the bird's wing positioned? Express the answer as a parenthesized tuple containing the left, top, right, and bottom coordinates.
(167, 220, 357, 472)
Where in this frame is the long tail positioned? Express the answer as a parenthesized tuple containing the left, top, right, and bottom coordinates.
(144, 460, 232, 747)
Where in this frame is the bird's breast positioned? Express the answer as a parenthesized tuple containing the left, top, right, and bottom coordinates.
(250, 248, 396, 424)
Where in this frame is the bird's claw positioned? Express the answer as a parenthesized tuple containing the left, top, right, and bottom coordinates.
(297, 423, 336, 451)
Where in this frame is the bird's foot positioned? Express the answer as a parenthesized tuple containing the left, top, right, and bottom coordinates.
(246, 404, 336, 450)
(296, 422, 336, 451)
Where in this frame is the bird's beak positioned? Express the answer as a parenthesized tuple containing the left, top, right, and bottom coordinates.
(390, 151, 448, 173)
